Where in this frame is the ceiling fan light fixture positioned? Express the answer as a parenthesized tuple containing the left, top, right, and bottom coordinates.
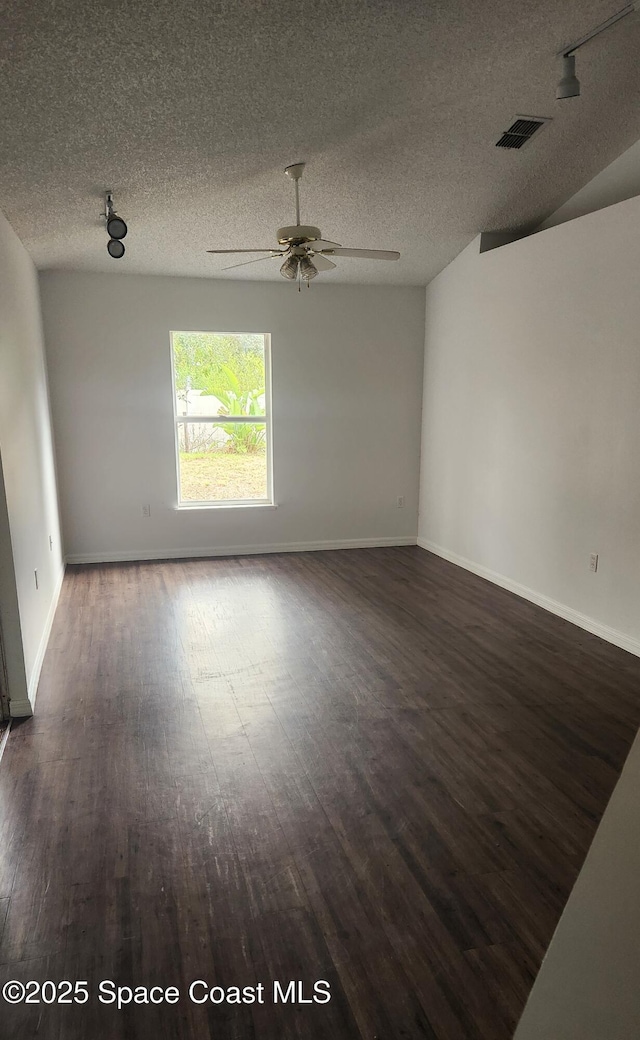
(299, 255, 318, 281)
(280, 255, 299, 280)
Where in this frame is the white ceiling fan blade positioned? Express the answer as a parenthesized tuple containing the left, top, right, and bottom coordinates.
(310, 253, 336, 271)
(307, 239, 342, 250)
(322, 248, 400, 260)
(206, 248, 282, 254)
(221, 253, 284, 271)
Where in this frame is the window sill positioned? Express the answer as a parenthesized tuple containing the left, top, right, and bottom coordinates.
(175, 502, 277, 511)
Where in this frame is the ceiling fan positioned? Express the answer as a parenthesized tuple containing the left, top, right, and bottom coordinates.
(206, 163, 400, 286)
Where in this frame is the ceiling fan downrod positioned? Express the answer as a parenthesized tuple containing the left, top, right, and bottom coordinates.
(284, 162, 305, 225)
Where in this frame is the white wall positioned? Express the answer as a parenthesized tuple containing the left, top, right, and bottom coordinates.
(514, 725, 640, 1039)
(418, 194, 640, 653)
(0, 456, 29, 715)
(0, 210, 64, 715)
(40, 272, 425, 561)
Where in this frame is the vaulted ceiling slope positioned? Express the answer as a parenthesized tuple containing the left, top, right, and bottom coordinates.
(1, 0, 639, 285)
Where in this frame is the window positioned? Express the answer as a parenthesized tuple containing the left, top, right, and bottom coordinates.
(171, 331, 272, 507)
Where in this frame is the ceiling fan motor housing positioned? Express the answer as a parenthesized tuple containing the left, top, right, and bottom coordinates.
(277, 225, 322, 246)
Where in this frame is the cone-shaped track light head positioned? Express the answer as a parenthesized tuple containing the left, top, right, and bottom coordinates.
(280, 255, 299, 280)
(556, 54, 580, 99)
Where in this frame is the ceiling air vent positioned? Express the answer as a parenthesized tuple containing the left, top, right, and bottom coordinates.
(496, 115, 551, 150)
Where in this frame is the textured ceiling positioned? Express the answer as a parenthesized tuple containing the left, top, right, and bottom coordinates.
(1, 0, 640, 285)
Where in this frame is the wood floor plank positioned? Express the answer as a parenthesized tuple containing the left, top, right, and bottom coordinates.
(0, 546, 638, 1039)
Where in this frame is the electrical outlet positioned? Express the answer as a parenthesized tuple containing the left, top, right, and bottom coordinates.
(397, 495, 405, 509)
(34, 569, 39, 589)
(589, 553, 599, 573)
(142, 504, 151, 518)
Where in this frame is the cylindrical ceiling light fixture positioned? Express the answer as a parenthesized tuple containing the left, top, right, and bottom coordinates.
(556, 2, 638, 100)
(556, 53, 581, 98)
(107, 238, 125, 258)
(106, 213, 128, 240)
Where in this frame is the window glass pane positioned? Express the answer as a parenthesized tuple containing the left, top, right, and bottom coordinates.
(177, 422, 267, 502)
(172, 331, 271, 505)
(173, 332, 266, 420)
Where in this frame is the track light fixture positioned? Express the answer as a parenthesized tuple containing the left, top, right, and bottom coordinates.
(103, 191, 128, 258)
(556, 54, 580, 99)
(556, 2, 638, 99)
(107, 238, 125, 259)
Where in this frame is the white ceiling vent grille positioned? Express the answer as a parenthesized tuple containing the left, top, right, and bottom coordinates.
(496, 115, 551, 150)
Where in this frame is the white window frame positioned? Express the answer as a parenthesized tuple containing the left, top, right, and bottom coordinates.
(170, 331, 274, 509)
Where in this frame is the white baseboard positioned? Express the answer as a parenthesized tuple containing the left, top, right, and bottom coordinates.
(0, 720, 12, 764)
(66, 536, 417, 566)
(417, 538, 640, 659)
(23, 561, 66, 713)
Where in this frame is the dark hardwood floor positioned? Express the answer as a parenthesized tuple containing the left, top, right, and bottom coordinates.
(1, 546, 639, 1039)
